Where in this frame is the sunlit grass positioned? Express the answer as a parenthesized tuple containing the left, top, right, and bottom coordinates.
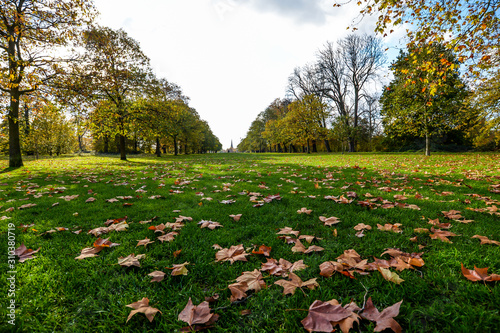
(0, 152, 499, 332)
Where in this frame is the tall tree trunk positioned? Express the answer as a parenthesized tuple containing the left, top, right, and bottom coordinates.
(155, 136, 161, 157)
(103, 135, 109, 153)
(8, 93, 23, 167)
(348, 137, 356, 152)
(312, 140, 317, 153)
(307, 140, 311, 154)
(283, 143, 288, 153)
(324, 139, 331, 152)
(162, 145, 166, 154)
(119, 134, 127, 160)
(24, 103, 30, 136)
(134, 137, 138, 153)
(173, 136, 178, 156)
(425, 133, 431, 156)
(184, 143, 188, 155)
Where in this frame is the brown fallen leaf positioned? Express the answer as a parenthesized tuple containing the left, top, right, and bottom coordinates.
(167, 262, 190, 276)
(136, 237, 155, 247)
(291, 240, 324, 254)
(229, 214, 242, 222)
(198, 220, 223, 230)
(178, 297, 219, 330)
(236, 269, 266, 292)
(298, 235, 322, 244)
(429, 227, 459, 243)
(260, 258, 307, 277)
(251, 244, 272, 256)
(297, 207, 313, 215)
(472, 235, 500, 246)
(173, 249, 182, 258)
(277, 227, 300, 237)
(14, 244, 40, 262)
(148, 271, 166, 282)
(328, 299, 362, 333)
(126, 297, 161, 323)
(228, 282, 247, 302)
(377, 266, 404, 284)
(215, 244, 249, 264)
(377, 223, 403, 233)
(461, 263, 500, 282)
(157, 232, 178, 243)
(274, 272, 318, 295)
(118, 254, 145, 267)
(301, 299, 352, 333)
(75, 247, 103, 260)
(360, 297, 403, 333)
(86, 197, 96, 203)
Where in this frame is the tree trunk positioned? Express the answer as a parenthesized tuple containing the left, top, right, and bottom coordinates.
(119, 134, 127, 160)
(134, 137, 138, 153)
(162, 145, 166, 153)
(8, 94, 23, 167)
(324, 139, 331, 153)
(173, 136, 178, 156)
(307, 140, 311, 154)
(103, 135, 109, 153)
(155, 136, 161, 157)
(312, 140, 317, 153)
(184, 143, 188, 155)
(348, 137, 356, 152)
(425, 133, 431, 156)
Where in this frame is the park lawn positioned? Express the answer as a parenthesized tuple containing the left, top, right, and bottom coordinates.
(0, 152, 499, 333)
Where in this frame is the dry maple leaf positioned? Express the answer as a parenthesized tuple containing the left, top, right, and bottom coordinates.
(429, 227, 460, 243)
(215, 244, 249, 264)
(148, 271, 166, 282)
(274, 272, 318, 295)
(360, 297, 403, 333)
(319, 261, 345, 278)
(236, 269, 266, 292)
(75, 247, 103, 260)
(353, 223, 372, 231)
(301, 300, 352, 333)
(167, 262, 190, 276)
(251, 244, 272, 256)
(472, 235, 500, 246)
(460, 263, 500, 282)
(228, 282, 248, 302)
(299, 235, 322, 244)
(319, 216, 341, 226)
(291, 240, 324, 254)
(60, 195, 79, 201)
(377, 223, 403, 233)
(157, 231, 178, 243)
(14, 244, 40, 262)
(377, 266, 404, 284)
(297, 207, 313, 214)
(18, 203, 37, 210)
(136, 237, 155, 247)
(198, 220, 223, 230)
(260, 258, 307, 277)
(118, 254, 145, 267)
(327, 300, 361, 333)
(93, 237, 120, 248)
(178, 298, 219, 330)
(85, 197, 96, 203)
(277, 227, 300, 237)
(229, 214, 242, 222)
(126, 297, 161, 323)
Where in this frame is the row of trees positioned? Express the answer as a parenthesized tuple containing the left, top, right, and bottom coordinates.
(241, 0, 500, 155)
(1, 1, 221, 167)
(239, 34, 387, 154)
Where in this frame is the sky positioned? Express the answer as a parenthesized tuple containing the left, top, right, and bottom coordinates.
(94, 0, 405, 149)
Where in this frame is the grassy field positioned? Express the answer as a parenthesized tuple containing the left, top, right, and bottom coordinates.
(0, 152, 499, 333)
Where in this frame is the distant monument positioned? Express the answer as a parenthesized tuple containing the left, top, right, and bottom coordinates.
(227, 140, 236, 153)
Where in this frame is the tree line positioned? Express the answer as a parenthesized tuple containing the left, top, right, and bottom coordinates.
(0, 1, 221, 167)
(240, 0, 500, 155)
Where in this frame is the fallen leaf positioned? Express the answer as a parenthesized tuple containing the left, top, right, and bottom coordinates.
(215, 244, 250, 264)
(377, 266, 404, 284)
(126, 297, 161, 323)
(178, 298, 219, 329)
(461, 263, 500, 282)
(136, 237, 155, 247)
(167, 262, 190, 276)
(472, 235, 500, 246)
(118, 254, 144, 267)
(319, 216, 341, 226)
(274, 272, 318, 295)
(252, 244, 272, 256)
(297, 207, 313, 214)
(301, 300, 352, 332)
(229, 214, 242, 221)
(360, 297, 402, 333)
(149, 271, 166, 282)
(14, 244, 40, 262)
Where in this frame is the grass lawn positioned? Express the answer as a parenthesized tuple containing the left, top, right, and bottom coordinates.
(1, 152, 499, 333)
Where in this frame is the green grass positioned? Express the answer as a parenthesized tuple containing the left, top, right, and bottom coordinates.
(0, 152, 499, 332)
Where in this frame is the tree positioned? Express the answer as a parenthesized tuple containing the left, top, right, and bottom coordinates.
(82, 26, 152, 160)
(380, 44, 475, 155)
(316, 34, 385, 151)
(0, 0, 96, 167)
(339, 0, 500, 77)
(24, 102, 77, 157)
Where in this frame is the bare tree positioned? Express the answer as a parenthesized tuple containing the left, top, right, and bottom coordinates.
(316, 34, 385, 152)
